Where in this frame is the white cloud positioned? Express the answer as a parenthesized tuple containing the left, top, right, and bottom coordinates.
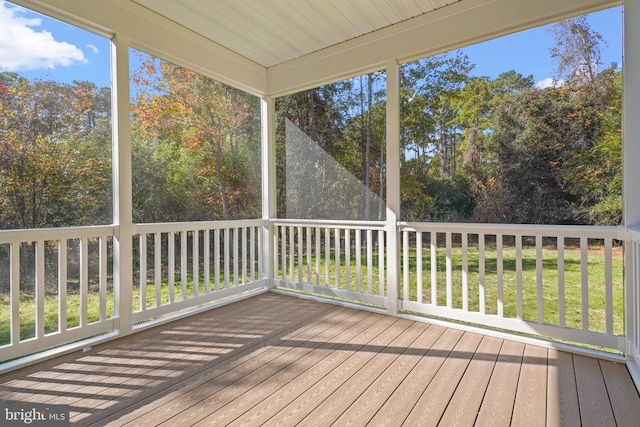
(535, 77, 565, 90)
(0, 0, 86, 72)
(86, 44, 99, 55)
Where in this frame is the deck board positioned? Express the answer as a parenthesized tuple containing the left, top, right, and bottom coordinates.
(1, 292, 638, 426)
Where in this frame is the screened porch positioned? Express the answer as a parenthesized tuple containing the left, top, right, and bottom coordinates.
(2, 0, 640, 424)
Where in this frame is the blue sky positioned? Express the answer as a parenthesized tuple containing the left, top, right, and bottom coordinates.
(0, 0, 623, 90)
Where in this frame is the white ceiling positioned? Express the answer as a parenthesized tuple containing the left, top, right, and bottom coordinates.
(131, 0, 460, 68)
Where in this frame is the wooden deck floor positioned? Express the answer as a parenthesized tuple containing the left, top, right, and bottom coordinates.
(1, 292, 639, 426)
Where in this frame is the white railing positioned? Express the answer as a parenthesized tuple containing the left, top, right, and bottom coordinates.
(0, 226, 117, 361)
(628, 227, 640, 383)
(400, 222, 626, 351)
(0, 219, 634, 366)
(131, 219, 268, 324)
(272, 219, 387, 308)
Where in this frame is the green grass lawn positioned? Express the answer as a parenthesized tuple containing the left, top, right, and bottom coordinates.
(0, 245, 624, 348)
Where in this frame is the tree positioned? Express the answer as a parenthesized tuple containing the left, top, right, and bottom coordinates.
(0, 73, 112, 229)
(131, 54, 261, 221)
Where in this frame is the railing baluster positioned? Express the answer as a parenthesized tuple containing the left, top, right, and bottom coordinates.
(288, 226, 294, 283)
(462, 232, 468, 311)
(214, 229, 220, 292)
(345, 229, 350, 291)
(605, 238, 613, 335)
(233, 228, 239, 288)
(581, 237, 589, 331)
(496, 234, 503, 318)
(334, 228, 341, 289)
(315, 227, 320, 286)
(417, 231, 423, 304)
(403, 230, 409, 301)
(251, 226, 256, 282)
(297, 226, 303, 283)
(168, 231, 175, 303)
(100, 236, 108, 320)
(140, 234, 147, 310)
(557, 236, 565, 327)
(80, 237, 88, 326)
(155, 232, 162, 306)
(204, 229, 210, 293)
(181, 231, 188, 298)
(446, 232, 453, 309)
(431, 232, 437, 305)
(367, 229, 373, 294)
(224, 228, 230, 288)
(242, 227, 248, 285)
(306, 227, 312, 284)
(516, 235, 523, 320)
(325, 228, 331, 287)
(36, 240, 45, 338)
(478, 233, 485, 314)
(378, 231, 385, 297)
(355, 229, 362, 293)
(59, 239, 67, 333)
(10, 242, 20, 344)
(193, 230, 199, 296)
(536, 235, 543, 324)
(280, 226, 287, 280)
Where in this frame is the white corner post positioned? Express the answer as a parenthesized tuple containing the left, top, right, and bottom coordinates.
(261, 96, 276, 288)
(385, 59, 401, 316)
(111, 34, 134, 336)
(623, 0, 640, 390)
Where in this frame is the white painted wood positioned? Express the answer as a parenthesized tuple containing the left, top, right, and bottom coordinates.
(497, 234, 503, 318)
(36, 240, 45, 338)
(379, 231, 385, 297)
(417, 231, 423, 304)
(446, 232, 453, 309)
(140, 234, 147, 311)
(204, 230, 210, 294)
(624, 0, 640, 390)
(403, 231, 410, 301)
(367, 229, 373, 294)
(155, 232, 161, 306)
(462, 232, 469, 311)
(306, 227, 312, 284)
(385, 58, 400, 315)
(289, 226, 295, 284)
(100, 236, 108, 321)
(516, 235, 523, 320)
(193, 230, 199, 296)
(58, 239, 68, 333)
(168, 231, 175, 302)
(315, 227, 321, 286)
(335, 228, 341, 289)
(214, 229, 220, 292)
(80, 237, 88, 327)
(111, 33, 133, 336)
(233, 228, 239, 287)
(251, 226, 257, 282)
(297, 226, 303, 283)
(581, 237, 589, 331)
(431, 233, 438, 305)
(345, 229, 351, 291)
(478, 233, 485, 314)
(605, 238, 613, 335)
(323, 228, 329, 286)
(356, 229, 362, 292)
(536, 235, 543, 324)
(181, 231, 188, 297)
(558, 237, 565, 328)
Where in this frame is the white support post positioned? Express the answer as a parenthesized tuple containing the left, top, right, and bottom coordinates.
(624, 0, 640, 390)
(261, 96, 276, 287)
(111, 34, 134, 336)
(385, 59, 401, 316)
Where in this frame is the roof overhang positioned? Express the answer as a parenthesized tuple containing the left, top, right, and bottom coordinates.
(12, 0, 622, 96)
